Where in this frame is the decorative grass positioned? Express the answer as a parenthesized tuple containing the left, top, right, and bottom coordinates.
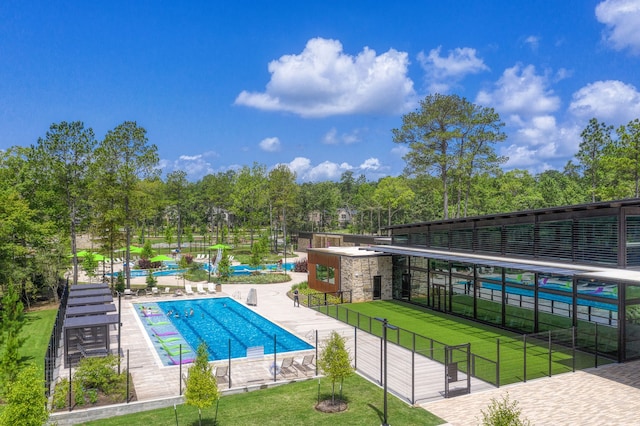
(80, 374, 444, 425)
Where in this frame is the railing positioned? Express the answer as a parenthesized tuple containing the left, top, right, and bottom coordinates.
(314, 303, 613, 388)
(306, 290, 352, 307)
(44, 280, 69, 397)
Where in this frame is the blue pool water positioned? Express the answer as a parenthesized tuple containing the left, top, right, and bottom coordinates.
(111, 262, 294, 278)
(134, 297, 313, 365)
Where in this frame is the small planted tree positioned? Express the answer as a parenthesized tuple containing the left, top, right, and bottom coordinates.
(185, 342, 220, 426)
(479, 392, 531, 426)
(317, 330, 353, 411)
(82, 253, 99, 283)
(0, 364, 49, 426)
(146, 270, 157, 289)
(217, 250, 232, 282)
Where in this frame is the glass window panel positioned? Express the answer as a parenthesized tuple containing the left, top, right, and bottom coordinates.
(316, 264, 335, 284)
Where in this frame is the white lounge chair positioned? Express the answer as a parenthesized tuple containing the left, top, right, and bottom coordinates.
(207, 283, 216, 294)
(185, 284, 195, 296)
(197, 282, 206, 294)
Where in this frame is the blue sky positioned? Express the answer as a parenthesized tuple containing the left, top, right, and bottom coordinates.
(1, 0, 639, 182)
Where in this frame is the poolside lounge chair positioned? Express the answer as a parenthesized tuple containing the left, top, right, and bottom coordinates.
(152, 287, 160, 296)
(294, 354, 315, 376)
(185, 284, 195, 296)
(278, 357, 298, 378)
(207, 283, 216, 294)
(214, 365, 229, 384)
(164, 287, 171, 295)
(169, 355, 195, 365)
(197, 282, 206, 295)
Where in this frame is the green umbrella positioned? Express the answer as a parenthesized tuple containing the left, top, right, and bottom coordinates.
(117, 245, 144, 254)
(68, 250, 91, 258)
(91, 253, 110, 262)
(150, 254, 173, 262)
(208, 244, 231, 250)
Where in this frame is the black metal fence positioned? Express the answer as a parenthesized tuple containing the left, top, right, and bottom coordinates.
(315, 302, 616, 390)
(307, 290, 352, 307)
(45, 281, 69, 397)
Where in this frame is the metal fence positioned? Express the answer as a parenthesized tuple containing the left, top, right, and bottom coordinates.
(314, 302, 617, 391)
(45, 281, 68, 397)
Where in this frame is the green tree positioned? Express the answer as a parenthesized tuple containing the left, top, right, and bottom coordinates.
(317, 330, 354, 405)
(393, 94, 506, 219)
(81, 252, 100, 284)
(231, 163, 268, 247)
(166, 170, 189, 250)
(479, 392, 531, 426)
(94, 121, 159, 289)
(32, 121, 96, 286)
(372, 176, 415, 234)
(576, 118, 613, 203)
(185, 343, 220, 426)
(0, 283, 26, 393)
(0, 364, 49, 426)
(268, 164, 298, 254)
(610, 118, 640, 198)
(217, 250, 232, 281)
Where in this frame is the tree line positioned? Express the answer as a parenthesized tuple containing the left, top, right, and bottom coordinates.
(0, 95, 639, 307)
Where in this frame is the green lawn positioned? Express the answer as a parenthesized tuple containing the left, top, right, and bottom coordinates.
(317, 300, 600, 385)
(81, 374, 444, 426)
(20, 306, 58, 373)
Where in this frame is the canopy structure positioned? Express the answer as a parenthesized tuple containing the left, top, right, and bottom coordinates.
(150, 254, 173, 262)
(208, 243, 231, 250)
(63, 283, 117, 367)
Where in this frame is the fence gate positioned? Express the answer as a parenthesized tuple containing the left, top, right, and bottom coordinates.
(444, 343, 471, 398)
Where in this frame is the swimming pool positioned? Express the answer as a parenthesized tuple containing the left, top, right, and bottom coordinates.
(134, 297, 313, 365)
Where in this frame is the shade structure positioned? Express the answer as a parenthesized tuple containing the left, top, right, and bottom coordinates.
(117, 245, 143, 254)
(149, 254, 173, 262)
(208, 243, 231, 250)
(68, 250, 91, 258)
(91, 253, 110, 262)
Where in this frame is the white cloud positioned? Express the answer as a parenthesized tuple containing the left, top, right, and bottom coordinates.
(596, 0, 640, 54)
(391, 145, 409, 157)
(235, 37, 416, 117)
(162, 151, 219, 180)
(418, 46, 489, 93)
(259, 136, 281, 152)
(524, 35, 540, 51)
(359, 158, 380, 170)
(476, 64, 583, 170)
(476, 64, 560, 120)
(322, 127, 362, 145)
(569, 80, 640, 124)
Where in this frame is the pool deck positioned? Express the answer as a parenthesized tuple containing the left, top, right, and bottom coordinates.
(56, 258, 640, 426)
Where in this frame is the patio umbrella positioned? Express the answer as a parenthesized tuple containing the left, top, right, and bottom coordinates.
(68, 250, 91, 258)
(117, 245, 144, 254)
(91, 253, 110, 262)
(149, 254, 173, 262)
(208, 243, 231, 250)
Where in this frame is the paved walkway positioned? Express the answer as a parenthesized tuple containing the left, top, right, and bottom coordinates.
(53, 257, 640, 425)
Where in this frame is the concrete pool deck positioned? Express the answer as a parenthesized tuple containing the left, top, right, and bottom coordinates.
(55, 260, 640, 425)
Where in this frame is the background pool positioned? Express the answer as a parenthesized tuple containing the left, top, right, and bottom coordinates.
(135, 297, 313, 364)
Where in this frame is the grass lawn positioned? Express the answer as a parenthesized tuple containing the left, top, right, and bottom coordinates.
(20, 305, 58, 373)
(317, 300, 597, 385)
(81, 374, 444, 426)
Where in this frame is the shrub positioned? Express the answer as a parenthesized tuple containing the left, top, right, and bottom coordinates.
(52, 378, 69, 409)
(479, 392, 531, 426)
(293, 258, 308, 272)
(73, 379, 85, 406)
(74, 355, 120, 395)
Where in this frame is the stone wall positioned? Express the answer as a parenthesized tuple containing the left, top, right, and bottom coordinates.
(340, 255, 392, 302)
